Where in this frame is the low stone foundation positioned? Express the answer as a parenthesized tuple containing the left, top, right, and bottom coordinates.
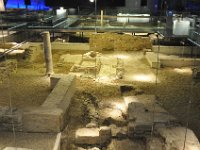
(0, 73, 76, 133)
(23, 74, 76, 132)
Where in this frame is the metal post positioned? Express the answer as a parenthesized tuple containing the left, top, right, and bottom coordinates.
(41, 31, 54, 76)
(101, 10, 103, 27)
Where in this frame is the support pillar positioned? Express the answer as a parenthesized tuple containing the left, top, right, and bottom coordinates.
(0, 0, 5, 11)
(41, 31, 54, 76)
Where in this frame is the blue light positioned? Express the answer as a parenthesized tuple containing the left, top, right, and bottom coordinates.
(6, 0, 50, 10)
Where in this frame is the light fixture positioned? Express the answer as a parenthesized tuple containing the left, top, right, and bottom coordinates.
(89, 0, 94, 3)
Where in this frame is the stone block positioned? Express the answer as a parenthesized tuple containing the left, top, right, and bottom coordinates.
(23, 107, 63, 132)
(75, 128, 100, 145)
(99, 126, 111, 144)
(75, 127, 112, 145)
(99, 126, 111, 136)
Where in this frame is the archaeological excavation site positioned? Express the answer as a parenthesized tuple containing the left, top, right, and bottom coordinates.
(0, 0, 200, 150)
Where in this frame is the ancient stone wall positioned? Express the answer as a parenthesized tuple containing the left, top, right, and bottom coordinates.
(89, 33, 152, 51)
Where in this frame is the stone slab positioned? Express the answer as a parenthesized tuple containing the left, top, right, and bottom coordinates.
(158, 127, 200, 150)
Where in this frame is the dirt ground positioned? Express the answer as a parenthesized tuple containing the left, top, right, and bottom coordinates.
(0, 44, 200, 149)
(0, 68, 50, 108)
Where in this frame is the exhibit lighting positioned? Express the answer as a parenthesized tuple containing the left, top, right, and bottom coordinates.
(107, 109, 122, 119)
(56, 7, 67, 18)
(174, 68, 192, 74)
(115, 102, 126, 113)
(88, 0, 97, 31)
(132, 74, 156, 83)
(124, 97, 139, 107)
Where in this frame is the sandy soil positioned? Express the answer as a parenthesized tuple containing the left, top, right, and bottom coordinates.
(0, 68, 50, 108)
(0, 132, 57, 150)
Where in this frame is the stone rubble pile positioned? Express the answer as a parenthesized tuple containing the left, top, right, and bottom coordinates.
(80, 92, 99, 125)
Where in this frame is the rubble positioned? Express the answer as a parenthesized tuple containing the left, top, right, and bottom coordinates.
(109, 124, 127, 139)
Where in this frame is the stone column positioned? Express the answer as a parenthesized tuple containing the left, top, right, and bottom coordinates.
(0, 0, 5, 11)
(41, 31, 54, 76)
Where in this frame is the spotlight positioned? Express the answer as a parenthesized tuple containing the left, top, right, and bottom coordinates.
(89, 0, 94, 2)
